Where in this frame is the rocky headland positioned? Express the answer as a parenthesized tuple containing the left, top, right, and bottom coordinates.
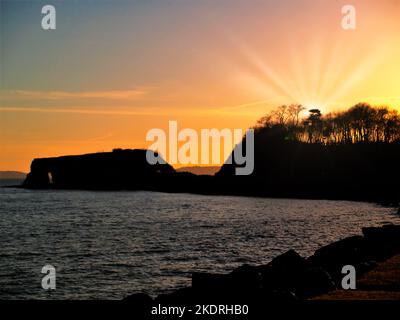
(19, 144, 400, 206)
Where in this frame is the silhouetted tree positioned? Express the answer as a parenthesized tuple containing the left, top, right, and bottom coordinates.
(288, 104, 306, 126)
(255, 103, 400, 144)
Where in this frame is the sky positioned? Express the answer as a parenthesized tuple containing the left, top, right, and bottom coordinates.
(1, 0, 400, 171)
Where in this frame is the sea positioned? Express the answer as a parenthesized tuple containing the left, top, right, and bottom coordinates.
(1, 179, 399, 299)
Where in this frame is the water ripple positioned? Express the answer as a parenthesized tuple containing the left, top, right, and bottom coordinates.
(1, 188, 400, 299)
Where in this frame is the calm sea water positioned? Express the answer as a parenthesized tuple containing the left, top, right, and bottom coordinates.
(1, 181, 399, 299)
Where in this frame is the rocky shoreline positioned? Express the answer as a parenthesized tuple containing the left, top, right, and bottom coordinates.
(124, 224, 400, 317)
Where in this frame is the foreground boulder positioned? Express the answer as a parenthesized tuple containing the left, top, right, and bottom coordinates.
(191, 272, 254, 302)
(295, 267, 336, 298)
(230, 264, 262, 292)
(306, 235, 367, 284)
(258, 250, 306, 292)
(258, 250, 335, 298)
(122, 292, 153, 316)
(124, 225, 400, 309)
(191, 250, 336, 302)
(362, 224, 400, 261)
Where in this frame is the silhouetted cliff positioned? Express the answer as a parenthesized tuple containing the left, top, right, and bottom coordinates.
(216, 126, 400, 203)
(23, 149, 176, 190)
(22, 138, 400, 204)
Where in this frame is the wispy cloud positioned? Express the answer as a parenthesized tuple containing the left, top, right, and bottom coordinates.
(0, 107, 160, 116)
(0, 88, 149, 101)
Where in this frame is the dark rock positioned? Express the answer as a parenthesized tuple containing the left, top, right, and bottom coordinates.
(267, 249, 306, 271)
(191, 264, 272, 301)
(192, 272, 233, 295)
(355, 261, 378, 275)
(295, 267, 336, 298)
(122, 226, 400, 309)
(382, 223, 400, 233)
(307, 235, 367, 284)
(155, 287, 195, 305)
(230, 264, 261, 292)
(255, 250, 336, 299)
(362, 224, 400, 261)
(258, 250, 306, 292)
(260, 289, 298, 303)
(191, 271, 261, 303)
(23, 149, 175, 190)
(122, 292, 153, 316)
(362, 226, 384, 240)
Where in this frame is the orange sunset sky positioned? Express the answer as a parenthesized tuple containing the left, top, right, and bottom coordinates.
(1, 0, 400, 172)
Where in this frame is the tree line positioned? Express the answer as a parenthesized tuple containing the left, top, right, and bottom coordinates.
(255, 103, 400, 144)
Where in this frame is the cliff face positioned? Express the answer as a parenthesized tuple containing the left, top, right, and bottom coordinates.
(23, 149, 175, 190)
(216, 130, 400, 202)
